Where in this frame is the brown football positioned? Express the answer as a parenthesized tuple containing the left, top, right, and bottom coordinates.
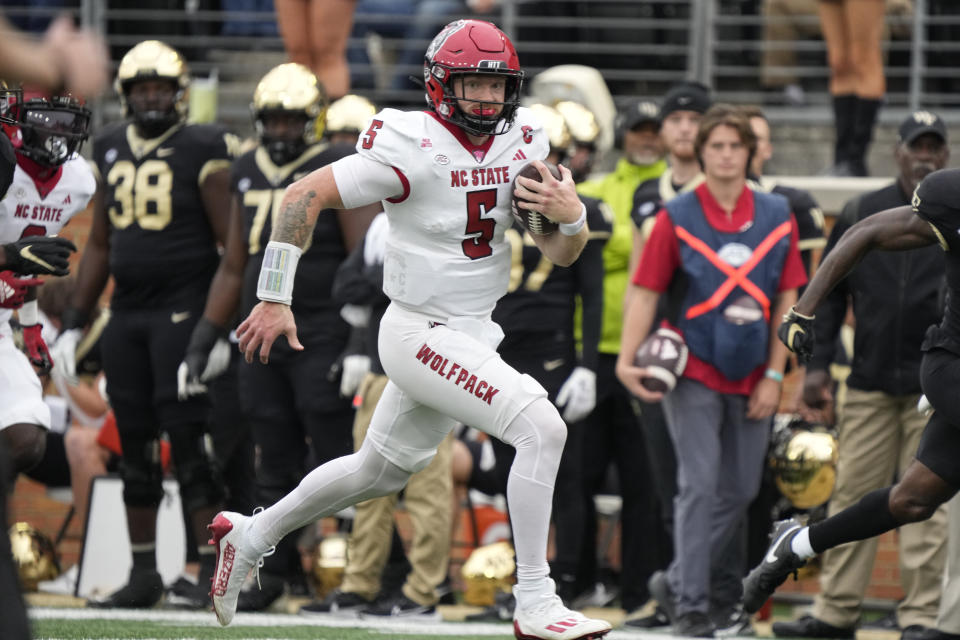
(511, 161, 561, 235)
(634, 328, 689, 393)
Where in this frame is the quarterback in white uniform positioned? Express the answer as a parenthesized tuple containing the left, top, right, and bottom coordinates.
(209, 19, 611, 640)
(0, 88, 94, 475)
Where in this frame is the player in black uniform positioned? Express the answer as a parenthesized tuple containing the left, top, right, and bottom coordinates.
(178, 62, 378, 609)
(51, 40, 238, 608)
(455, 102, 611, 607)
(742, 166, 960, 613)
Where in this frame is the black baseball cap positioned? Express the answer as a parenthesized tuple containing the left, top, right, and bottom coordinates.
(620, 99, 661, 131)
(899, 110, 948, 145)
(659, 82, 712, 119)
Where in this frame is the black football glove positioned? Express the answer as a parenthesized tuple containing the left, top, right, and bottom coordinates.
(2, 236, 77, 276)
(177, 317, 230, 400)
(777, 306, 816, 363)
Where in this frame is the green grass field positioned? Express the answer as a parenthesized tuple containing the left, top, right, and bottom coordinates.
(28, 607, 522, 640)
(31, 620, 498, 640)
(27, 606, 650, 639)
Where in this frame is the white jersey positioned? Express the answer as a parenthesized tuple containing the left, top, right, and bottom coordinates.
(0, 156, 96, 329)
(354, 107, 549, 320)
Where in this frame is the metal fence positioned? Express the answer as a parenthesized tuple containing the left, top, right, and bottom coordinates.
(2, 0, 959, 134)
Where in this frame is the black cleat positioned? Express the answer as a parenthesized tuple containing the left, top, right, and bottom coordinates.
(772, 615, 856, 639)
(361, 593, 440, 620)
(742, 518, 807, 613)
(164, 576, 211, 610)
(299, 589, 372, 617)
(87, 569, 164, 608)
(675, 611, 716, 638)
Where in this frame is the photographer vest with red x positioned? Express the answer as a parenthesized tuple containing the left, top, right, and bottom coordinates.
(666, 188, 792, 381)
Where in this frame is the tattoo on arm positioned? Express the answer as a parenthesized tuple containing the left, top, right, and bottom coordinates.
(273, 189, 317, 248)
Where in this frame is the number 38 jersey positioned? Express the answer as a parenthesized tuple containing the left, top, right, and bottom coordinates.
(232, 143, 354, 323)
(355, 107, 549, 320)
(91, 122, 239, 310)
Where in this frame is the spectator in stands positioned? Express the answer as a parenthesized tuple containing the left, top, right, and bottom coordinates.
(618, 104, 806, 638)
(819, 0, 886, 176)
(348, 0, 416, 89)
(390, 0, 500, 90)
(301, 212, 454, 619)
(220, 0, 279, 37)
(772, 110, 950, 640)
(275, 0, 356, 99)
(759, 0, 820, 106)
(575, 96, 669, 618)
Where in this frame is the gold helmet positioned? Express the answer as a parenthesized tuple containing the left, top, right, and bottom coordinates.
(311, 533, 347, 600)
(769, 416, 839, 509)
(555, 100, 600, 147)
(251, 63, 328, 165)
(115, 40, 190, 136)
(9, 522, 59, 591)
(325, 94, 377, 136)
(527, 103, 572, 154)
(461, 541, 515, 606)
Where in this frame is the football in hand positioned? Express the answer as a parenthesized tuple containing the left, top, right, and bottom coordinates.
(634, 328, 689, 393)
(511, 161, 561, 236)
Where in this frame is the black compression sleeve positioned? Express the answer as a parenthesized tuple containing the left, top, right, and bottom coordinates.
(808, 487, 899, 553)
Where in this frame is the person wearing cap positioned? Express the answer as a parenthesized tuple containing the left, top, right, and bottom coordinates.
(771, 110, 950, 640)
(631, 82, 712, 276)
(574, 97, 668, 615)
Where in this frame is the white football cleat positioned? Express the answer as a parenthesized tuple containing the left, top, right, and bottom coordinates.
(208, 511, 273, 626)
(513, 590, 612, 640)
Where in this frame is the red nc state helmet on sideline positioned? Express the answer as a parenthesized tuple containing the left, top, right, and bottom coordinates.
(423, 19, 524, 137)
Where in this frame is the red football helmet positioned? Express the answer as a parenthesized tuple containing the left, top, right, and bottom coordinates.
(423, 20, 523, 136)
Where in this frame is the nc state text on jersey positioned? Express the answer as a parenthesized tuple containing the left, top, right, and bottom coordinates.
(415, 343, 500, 405)
(450, 166, 511, 188)
(13, 203, 64, 222)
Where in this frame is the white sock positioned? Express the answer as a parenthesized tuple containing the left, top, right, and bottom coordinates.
(499, 399, 566, 602)
(790, 527, 815, 559)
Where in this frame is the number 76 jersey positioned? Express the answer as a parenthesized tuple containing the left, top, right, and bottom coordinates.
(356, 107, 548, 319)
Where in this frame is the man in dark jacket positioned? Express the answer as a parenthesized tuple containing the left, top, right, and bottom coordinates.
(773, 110, 951, 640)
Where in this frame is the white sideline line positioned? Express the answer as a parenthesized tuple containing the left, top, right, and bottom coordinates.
(30, 607, 655, 638)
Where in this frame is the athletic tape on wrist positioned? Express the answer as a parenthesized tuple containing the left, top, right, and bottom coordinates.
(559, 202, 587, 236)
(19, 299, 38, 325)
(257, 241, 302, 304)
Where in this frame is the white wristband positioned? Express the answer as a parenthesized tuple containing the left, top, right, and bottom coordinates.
(559, 202, 587, 236)
(257, 241, 302, 305)
(18, 299, 38, 325)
